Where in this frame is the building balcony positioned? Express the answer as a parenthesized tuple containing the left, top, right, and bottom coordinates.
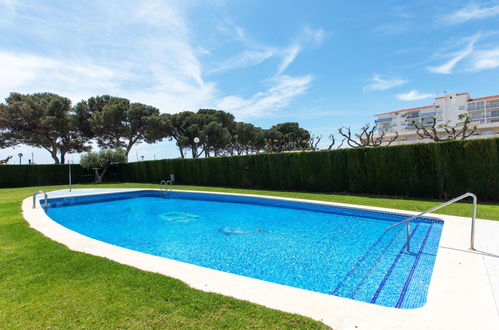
(406, 112, 420, 119)
(471, 114, 485, 120)
(420, 112, 436, 117)
(487, 111, 499, 119)
(486, 102, 499, 109)
(375, 117, 392, 123)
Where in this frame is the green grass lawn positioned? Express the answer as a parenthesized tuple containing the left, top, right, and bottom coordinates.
(1, 183, 498, 329)
(0, 184, 327, 329)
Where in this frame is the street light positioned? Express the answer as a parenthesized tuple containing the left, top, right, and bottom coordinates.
(18, 153, 23, 165)
(193, 137, 200, 158)
(141, 155, 144, 161)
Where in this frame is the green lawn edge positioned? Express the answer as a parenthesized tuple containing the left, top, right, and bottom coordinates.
(0, 184, 328, 329)
(1, 183, 498, 328)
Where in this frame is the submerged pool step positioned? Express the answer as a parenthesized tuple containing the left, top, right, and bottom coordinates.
(330, 222, 436, 308)
(367, 224, 431, 307)
(330, 224, 407, 299)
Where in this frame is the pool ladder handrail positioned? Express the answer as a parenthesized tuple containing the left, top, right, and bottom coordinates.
(32, 190, 48, 210)
(160, 180, 173, 194)
(385, 192, 477, 252)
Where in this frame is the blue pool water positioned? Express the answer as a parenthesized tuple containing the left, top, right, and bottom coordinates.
(46, 190, 443, 308)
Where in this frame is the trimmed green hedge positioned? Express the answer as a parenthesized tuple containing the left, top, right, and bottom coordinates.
(120, 138, 499, 201)
(1, 138, 498, 201)
(0, 164, 116, 188)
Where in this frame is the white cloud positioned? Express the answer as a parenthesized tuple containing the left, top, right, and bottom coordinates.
(441, 3, 499, 25)
(209, 48, 276, 74)
(397, 90, 435, 101)
(468, 47, 499, 71)
(276, 44, 301, 75)
(275, 26, 324, 75)
(363, 74, 407, 92)
(0, 1, 321, 124)
(216, 75, 313, 120)
(427, 34, 478, 74)
(0, 51, 118, 102)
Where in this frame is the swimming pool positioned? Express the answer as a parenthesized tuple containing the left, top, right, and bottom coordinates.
(45, 190, 443, 309)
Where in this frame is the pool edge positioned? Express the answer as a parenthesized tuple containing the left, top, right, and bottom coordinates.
(23, 189, 499, 330)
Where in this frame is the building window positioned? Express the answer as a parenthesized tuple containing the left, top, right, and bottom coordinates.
(468, 102, 476, 110)
(477, 101, 485, 109)
(459, 105, 465, 110)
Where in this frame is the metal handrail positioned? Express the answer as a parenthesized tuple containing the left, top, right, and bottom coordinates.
(385, 192, 477, 252)
(32, 190, 48, 210)
(160, 180, 173, 193)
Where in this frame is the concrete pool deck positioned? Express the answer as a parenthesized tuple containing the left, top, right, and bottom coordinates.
(23, 188, 499, 330)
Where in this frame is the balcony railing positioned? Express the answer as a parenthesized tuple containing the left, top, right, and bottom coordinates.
(420, 112, 436, 117)
(488, 111, 499, 118)
(471, 114, 485, 120)
(486, 102, 499, 109)
(375, 117, 392, 123)
(406, 112, 420, 119)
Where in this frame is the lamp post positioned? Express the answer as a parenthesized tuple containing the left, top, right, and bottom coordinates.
(68, 160, 72, 192)
(141, 155, 144, 162)
(18, 153, 23, 165)
(193, 137, 200, 158)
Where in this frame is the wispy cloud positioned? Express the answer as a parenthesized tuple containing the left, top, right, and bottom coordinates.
(216, 75, 314, 120)
(441, 3, 499, 25)
(0, 51, 119, 102)
(363, 74, 407, 92)
(208, 49, 276, 74)
(427, 34, 479, 74)
(397, 90, 435, 101)
(276, 26, 324, 75)
(0, 1, 323, 121)
(468, 46, 499, 71)
(276, 44, 301, 75)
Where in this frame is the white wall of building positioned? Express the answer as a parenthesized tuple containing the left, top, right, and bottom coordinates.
(374, 92, 499, 142)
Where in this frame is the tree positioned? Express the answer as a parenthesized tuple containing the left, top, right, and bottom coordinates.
(0, 155, 12, 165)
(75, 96, 163, 158)
(0, 93, 90, 163)
(80, 149, 126, 183)
(264, 122, 311, 152)
(159, 111, 194, 158)
(227, 122, 265, 155)
(338, 124, 398, 148)
(161, 109, 238, 158)
(413, 114, 476, 142)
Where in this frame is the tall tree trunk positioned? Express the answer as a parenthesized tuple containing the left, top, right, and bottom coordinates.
(125, 139, 137, 158)
(94, 165, 109, 183)
(50, 149, 60, 164)
(60, 151, 66, 164)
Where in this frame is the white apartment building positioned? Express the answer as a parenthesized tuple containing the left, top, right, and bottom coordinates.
(374, 92, 499, 143)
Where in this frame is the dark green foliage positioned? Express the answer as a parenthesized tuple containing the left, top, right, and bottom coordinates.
(0, 92, 90, 163)
(0, 164, 118, 188)
(1, 138, 497, 200)
(119, 138, 499, 201)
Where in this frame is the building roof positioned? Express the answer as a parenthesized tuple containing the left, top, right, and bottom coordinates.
(469, 94, 499, 101)
(375, 92, 498, 117)
(435, 92, 469, 100)
(375, 105, 433, 116)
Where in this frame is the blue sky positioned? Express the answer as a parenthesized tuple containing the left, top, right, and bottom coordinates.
(1, 0, 499, 163)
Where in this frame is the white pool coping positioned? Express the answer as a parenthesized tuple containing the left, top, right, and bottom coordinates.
(23, 188, 499, 330)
